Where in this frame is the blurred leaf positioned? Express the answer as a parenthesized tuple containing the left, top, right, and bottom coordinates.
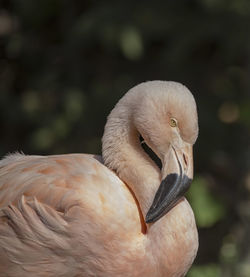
(21, 90, 40, 115)
(220, 235, 238, 263)
(187, 176, 226, 227)
(63, 89, 86, 122)
(31, 127, 55, 151)
(188, 264, 221, 277)
(119, 27, 144, 60)
(52, 116, 70, 139)
(238, 263, 250, 277)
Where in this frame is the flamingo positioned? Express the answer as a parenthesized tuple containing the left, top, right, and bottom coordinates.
(0, 81, 199, 277)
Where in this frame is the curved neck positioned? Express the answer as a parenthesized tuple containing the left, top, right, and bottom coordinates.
(102, 101, 161, 218)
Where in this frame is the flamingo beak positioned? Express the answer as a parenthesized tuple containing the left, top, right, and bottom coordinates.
(145, 143, 193, 223)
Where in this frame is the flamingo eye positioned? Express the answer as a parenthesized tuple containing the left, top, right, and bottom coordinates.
(170, 118, 177, 127)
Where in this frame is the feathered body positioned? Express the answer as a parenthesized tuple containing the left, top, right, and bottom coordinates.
(0, 81, 199, 276)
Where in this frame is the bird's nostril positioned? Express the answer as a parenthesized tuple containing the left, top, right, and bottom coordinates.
(183, 153, 188, 168)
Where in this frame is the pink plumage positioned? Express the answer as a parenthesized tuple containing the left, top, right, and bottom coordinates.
(0, 81, 198, 277)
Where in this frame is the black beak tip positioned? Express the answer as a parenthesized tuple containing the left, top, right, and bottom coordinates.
(145, 174, 193, 224)
(145, 203, 172, 224)
(145, 212, 154, 224)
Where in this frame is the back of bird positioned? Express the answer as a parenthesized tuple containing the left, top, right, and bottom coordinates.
(0, 153, 145, 277)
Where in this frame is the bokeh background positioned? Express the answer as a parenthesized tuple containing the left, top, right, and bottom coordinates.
(0, 0, 250, 276)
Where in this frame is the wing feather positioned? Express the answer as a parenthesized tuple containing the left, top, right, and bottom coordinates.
(0, 153, 143, 276)
(0, 196, 77, 277)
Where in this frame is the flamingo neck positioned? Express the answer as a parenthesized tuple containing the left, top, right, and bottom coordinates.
(102, 99, 161, 220)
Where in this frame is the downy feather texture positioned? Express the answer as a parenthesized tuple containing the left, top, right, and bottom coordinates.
(0, 81, 198, 277)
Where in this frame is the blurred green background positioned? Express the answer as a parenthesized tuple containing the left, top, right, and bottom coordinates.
(0, 0, 249, 276)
